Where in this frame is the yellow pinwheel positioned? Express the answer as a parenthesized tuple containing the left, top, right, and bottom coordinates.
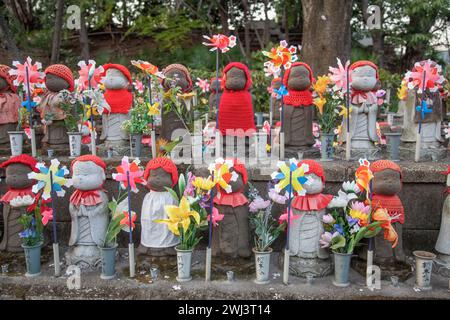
(28, 159, 72, 201)
(271, 159, 310, 197)
(156, 197, 201, 236)
(208, 158, 238, 194)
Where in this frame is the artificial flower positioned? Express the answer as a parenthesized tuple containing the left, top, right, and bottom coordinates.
(322, 214, 335, 224)
(112, 156, 146, 192)
(313, 97, 326, 115)
(270, 159, 310, 197)
(41, 207, 53, 226)
(355, 158, 373, 194)
(333, 223, 344, 235)
(263, 61, 281, 78)
(207, 207, 224, 227)
(268, 188, 288, 205)
(131, 60, 164, 78)
(262, 40, 298, 70)
(372, 208, 398, 248)
(312, 75, 331, 97)
(404, 59, 445, 93)
(120, 211, 137, 231)
(278, 208, 300, 225)
(342, 181, 360, 194)
(147, 101, 160, 117)
(134, 79, 145, 94)
(327, 189, 358, 208)
(336, 105, 352, 119)
(328, 58, 350, 93)
(195, 78, 210, 93)
(183, 172, 196, 197)
(349, 202, 369, 227)
(192, 176, 215, 193)
(202, 34, 237, 53)
(9, 195, 35, 208)
(319, 231, 339, 248)
(28, 159, 72, 201)
(157, 197, 201, 236)
(397, 79, 408, 101)
(249, 197, 271, 213)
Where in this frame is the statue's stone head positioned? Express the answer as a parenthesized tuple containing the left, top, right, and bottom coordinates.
(162, 64, 192, 92)
(0, 155, 38, 189)
(223, 62, 251, 91)
(144, 157, 178, 192)
(44, 64, 74, 92)
(370, 160, 402, 196)
(102, 64, 132, 90)
(286, 63, 313, 91)
(350, 61, 378, 92)
(71, 155, 106, 191)
(299, 160, 325, 195)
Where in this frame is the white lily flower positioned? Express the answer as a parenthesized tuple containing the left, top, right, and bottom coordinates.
(327, 189, 358, 208)
(342, 181, 360, 194)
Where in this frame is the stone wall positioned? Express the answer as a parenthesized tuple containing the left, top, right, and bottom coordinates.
(0, 157, 448, 255)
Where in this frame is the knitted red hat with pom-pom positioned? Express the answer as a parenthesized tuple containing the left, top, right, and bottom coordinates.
(102, 64, 132, 84)
(299, 159, 325, 183)
(0, 154, 39, 172)
(45, 64, 75, 92)
(70, 155, 106, 174)
(144, 157, 178, 187)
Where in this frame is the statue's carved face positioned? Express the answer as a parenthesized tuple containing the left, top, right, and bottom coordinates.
(72, 161, 106, 191)
(372, 169, 401, 195)
(103, 68, 129, 90)
(227, 168, 245, 193)
(0, 77, 8, 91)
(287, 66, 311, 91)
(163, 69, 189, 91)
(351, 65, 377, 91)
(5, 163, 34, 189)
(45, 73, 70, 92)
(303, 173, 323, 194)
(148, 168, 173, 192)
(225, 67, 247, 91)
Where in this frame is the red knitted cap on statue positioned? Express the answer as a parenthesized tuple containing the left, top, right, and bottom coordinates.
(103, 64, 132, 84)
(299, 159, 325, 183)
(0, 64, 16, 92)
(45, 64, 75, 92)
(222, 62, 252, 91)
(144, 157, 178, 187)
(370, 160, 402, 179)
(70, 155, 106, 173)
(282, 62, 314, 87)
(350, 60, 379, 80)
(163, 63, 193, 92)
(0, 154, 39, 172)
(231, 158, 248, 186)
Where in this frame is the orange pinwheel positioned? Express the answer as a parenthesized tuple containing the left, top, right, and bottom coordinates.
(355, 158, 373, 194)
(131, 60, 164, 78)
(262, 40, 298, 70)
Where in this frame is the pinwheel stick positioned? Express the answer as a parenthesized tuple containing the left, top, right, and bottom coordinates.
(366, 179, 374, 288)
(205, 172, 214, 282)
(25, 66, 37, 157)
(148, 75, 155, 131)
(49, 171, 61, 277)
(283, 170, 293, 285)
(126, 171, 136, 278)
(87, 76, 97, 156)
(415, 71, 427, 162)
(215, 49, 220, 128)
(345, 67, 351, 161)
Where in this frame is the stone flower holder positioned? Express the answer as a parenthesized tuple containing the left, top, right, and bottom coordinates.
(8, 131, 24, 156)
(22, 242, 43, 277)
(413, 250, 436, 290)
(176, 246, 193, 282)
(253, 247, 272, 285)
(68, 132, 82, 158)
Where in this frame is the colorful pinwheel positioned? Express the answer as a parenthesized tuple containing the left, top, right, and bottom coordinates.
(273, 84, 289, 100)
(208, 158, 238, 194)
(355, 158, 373, 195)
(328, 58, 350, 93)
(28, 159, 72, 201)
(9, 56, 45, 91)
(202, 34, 237, 53)
(270, 159, 310, 196)
(112, 156, 146, 192)
(262, 40, 298, 70)
(131, 60, 164, 78)
(76, 60, 104, 91)
(404, 59, 445, 93)
(264, 61, 281, 79)
(196, 78, 210, 93)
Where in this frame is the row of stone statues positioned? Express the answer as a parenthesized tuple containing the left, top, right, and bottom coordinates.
(1, 154, 448, 278)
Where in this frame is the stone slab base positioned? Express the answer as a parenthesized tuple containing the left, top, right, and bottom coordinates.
(285, 146, 320, 160)
(278, 254, 333, 278)
(399, 142, 447, 162)
(351, 257, 413, 282)
(334, 145, 381, 161)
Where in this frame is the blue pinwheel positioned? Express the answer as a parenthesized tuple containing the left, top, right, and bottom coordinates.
(274, 84, 289, 100)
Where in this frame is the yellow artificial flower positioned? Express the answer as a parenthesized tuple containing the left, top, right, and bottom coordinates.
(397, 80, 407, 101)
(313, 75, 330, 96)
(200, 98, 208, 105)
(147, 102, 160, 116)
(337, 105, 352, 119)
(192, 176, 215, 192)
(313, 97, 326, 115)
(177, 92, 196, 100)
(349, 209, 369, 227)
(163, 89, 173, 99)
(156, 197, 200, 236)
(84, 105, 99, 118)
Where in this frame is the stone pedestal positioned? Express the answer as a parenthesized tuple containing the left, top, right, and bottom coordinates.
(285, 146, 320, 159)
(279, 254, 333, 278)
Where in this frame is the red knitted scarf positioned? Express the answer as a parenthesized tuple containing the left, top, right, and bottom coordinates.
(104, 89, 132, 114)
(372, 194, 404, 224)
(214, 192, 248, 207)
(70, 189, 104, 206)
(218, 90, 255, 135)
(283, 89, 313, 107)
(291, 193, 333, 211)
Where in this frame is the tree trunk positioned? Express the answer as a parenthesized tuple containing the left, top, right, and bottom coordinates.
(263, 0, 270, 46)
(218, 0, 229, 34)
(0, 10, 20, 58)
(79, 9, 90, 61)
(301, 0, 353, 75)
(4, 0, 34, 30)
(241, 0, 251, 59)
(50, 0, 65, 64)
(282, 2, 289, 43)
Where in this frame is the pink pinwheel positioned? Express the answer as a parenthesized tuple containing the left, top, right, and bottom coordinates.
(9, 56, 45, 91)
(41, 207, 53, 226)
(328, 58, 350, 93)
(202, 34, 237, 53)
(196, 78, 210, 93)
(207, 207, 224, 227)
(112, 156, 146, 193)
(134, 79, 145, 94)
(76, 60, 104, 91)
(404, 59, 445, 93)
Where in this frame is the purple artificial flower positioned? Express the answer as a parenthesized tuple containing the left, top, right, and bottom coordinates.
(183, 172, 195, 197)
(319, 231, 339, 248)
(351, 201, 370, 214)
(249, 197, 271, 213)
(268, 188, 287, 205)
(322, 214, 335, 224)
(199, 193, 211, 209)
(333, 223, 344, 235)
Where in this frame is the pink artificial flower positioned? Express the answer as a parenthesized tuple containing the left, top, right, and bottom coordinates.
(112, 156, 146, 192)
(196, 78, 210, 93)
(351, 201, 371, 214)
(41, 207, 53, 226)
(249, 197, 271, 213)
(268, 188, 287, 205)
(322, 214, 335, 224)
(207, 207, 224, 227)
(328, 58, 350, 93)
(24, 128, 32, 139)
(262, 121, 271, 135)
(278, 208, 300, 225)
(76, 60, 104, 91)
(134, 79, 145, 94)
(319, 231, 339, 248)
